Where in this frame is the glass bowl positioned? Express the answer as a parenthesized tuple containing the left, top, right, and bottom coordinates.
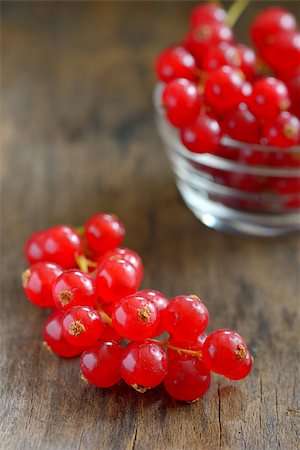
(153, 83, 300, 237)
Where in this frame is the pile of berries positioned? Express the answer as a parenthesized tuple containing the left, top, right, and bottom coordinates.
(22, 212, 252, 402)
(155, 3, 300, 205)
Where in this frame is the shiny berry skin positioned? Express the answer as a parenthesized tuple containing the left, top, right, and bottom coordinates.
(223, 104, 261, 144)
(22, 262, 62, 308)
(223, 349, 253, 380)
(162, 79, 201, 128)
(80, 340, 122, 387)
(25, 226, 83, 268)
(53, 269, 97, 312)
(236, 44, 257, 81)
(164, 355, 211, 402)
(155, 46, 197, 82)
(101, 323, 122, 343)
(43, 311, 84, 358)
(167, 333, 207, 361)
(250, 7, 297, 56)
(112, 294, 159, 340)
(162, 295, 209, 343)
(98, 247, 143, 284)
(180, 114, 220, 153)
(96, 257, 140, 304)
(202, 43, 241, 72)
(266, 31, 300, 80)
(184, 23, 233, 66)
(62, 306, 104, 347)
(263, 112, 300, 148)
(190, 3, 226, 28)
(248, 77, 290, 120)
(202, 329, 247, 375)
(204, 66, 244, 114)
(84, 213, 125, 256)
(121, 341, 167, 390)
(138, 289, 168, 335)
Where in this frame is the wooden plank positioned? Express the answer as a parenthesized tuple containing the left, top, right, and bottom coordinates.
(1, 2, 299, 449)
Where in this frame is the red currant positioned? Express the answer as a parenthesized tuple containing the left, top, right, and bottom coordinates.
(162, 295, 209, 343)
(222, 104, 261, 144)
(167, 333, 207, 361)
(101, 323, 122, 343)
(62, 306, 104, 347)
(43, 311, 84, 358)
(162, 79, 201, 128)
(22, 262, 62, 308)
(98, 247, 143, 284)
(155, 46, 197, 82)
(164, 355, 211, 402)
(286, 69, 300, 118)
(270, 177, 300, 195)
(184, 23, 233, 66)
(121, 341, 167, 391)
(202, 43, 241, 72)
(248, 77, 290, 120)
(223, 349, 253, 380)
(266, 31, 300, 80)
(25, 226, 82, 269)
(53, 269, 97, 312)
(138, 289, 168, 335)
(96, 257, 140, 304)
(80, 340, 122, 387)
(112, 294, 159, 340)
(190, 3, 226, 29)
(180, 113, 220, 153)
(202, 329, 248, 375)
(251, 7, 297, 56)
(263, 112, 300, 148)
(204, 66, 244, 114)
(84, 213, 125, 256)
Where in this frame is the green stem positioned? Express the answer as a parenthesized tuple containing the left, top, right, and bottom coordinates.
(226, 0, 250, 28)
(146, 338, 202, 358)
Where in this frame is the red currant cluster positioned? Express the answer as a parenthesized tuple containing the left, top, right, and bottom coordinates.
(155, 3, 300, 201)
(22, 212, 252, 402)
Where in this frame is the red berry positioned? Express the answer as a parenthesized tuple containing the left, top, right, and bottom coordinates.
(101, 323, 122, 343)
(236, 44, 257, 81)
(138, 289, 168, 335)
(43, 311, 84, 358)
(155, 46, 197, 82)
(162, 295, 209, 343)
(62, 306, 104, 347)
(222, 104, 261, 144)
(227, 172, 267, 193)
(98, 247, 143, 284)
(248, 77, 290, 120)
(96, 257, 140, 304)
(190, 3, 226, 28)
(112, 294, 159, 340)
(286, 69, 300, 118)
(22, 262, 62, 308)
(167, 333, 207, 361)
(266, 31, 300, 80)
(204, 66, 244, 114)
(270, 177, 300, 195)
(80, 340, 122, 387)
(223, 349, 253, 380)
(238, 148, 270, 167)
(184, 23, 233, 66)
(162, 79, 201, 128)
(202, 329, 247, 375)
(53, 269, 97, 312)
(180, 113, 220, 153)
(25, 226, 82, 269)
(263, 112, 300, 148)
(121, 341, 167, 391)
(202, 43, 241, 72)
(164, 355, 211, 402)
(251, 7, 297, 56)
(84, 213, 125, 256)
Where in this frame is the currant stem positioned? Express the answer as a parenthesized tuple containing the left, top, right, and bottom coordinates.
(75, 254, 97, 273)
(146, 338, 202, 358)
(96, 307, 113, 326)
(226, 0, 250, 28)
(75, 225, 85, 235)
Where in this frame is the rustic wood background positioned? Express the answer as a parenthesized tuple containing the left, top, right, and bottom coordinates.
(1, 2, 299, 449)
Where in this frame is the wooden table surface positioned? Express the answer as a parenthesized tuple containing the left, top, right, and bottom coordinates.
(1, 2, 299, 449)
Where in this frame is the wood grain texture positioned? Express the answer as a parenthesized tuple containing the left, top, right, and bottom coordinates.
(1, 2, 299, 449)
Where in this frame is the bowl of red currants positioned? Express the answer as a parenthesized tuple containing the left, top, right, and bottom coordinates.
(154, 3, 300, 237)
